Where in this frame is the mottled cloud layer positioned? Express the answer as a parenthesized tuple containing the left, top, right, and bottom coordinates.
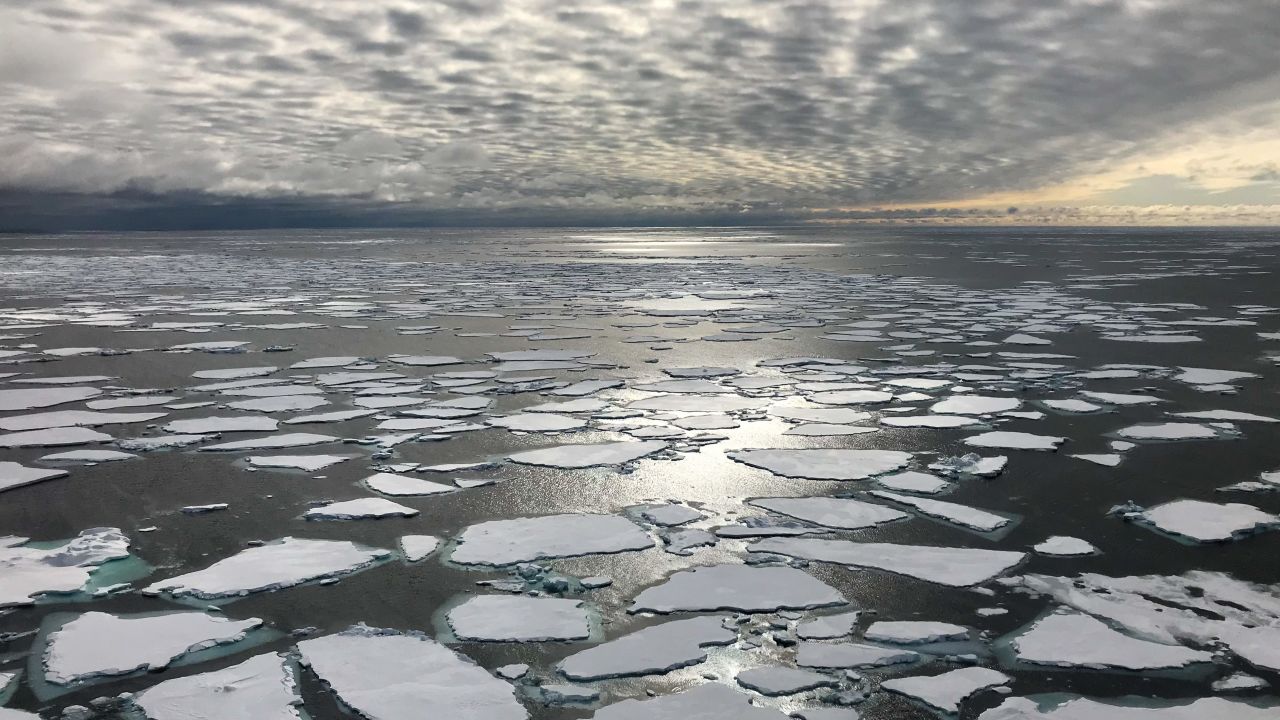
(1, 0, 1278, 228)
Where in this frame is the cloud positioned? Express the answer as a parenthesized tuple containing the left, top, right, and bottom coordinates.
(0, 0, 1278, 228)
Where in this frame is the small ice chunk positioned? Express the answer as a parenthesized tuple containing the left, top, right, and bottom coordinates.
(558, 615, 735, 680)
(399, 535, 440, 562)
(930, 453, 1008, 478)
(629, 564, 845, 614)
(42, 611, 262, 685)
(638, 504, 705, 526)
(541, 684, 598, 703)
(38, 449, 135, 464)
(1071, 454, 1122, 467)
(451, 514, 653, 566)
(876, 471, 949, 494)
(117, 434, 211, 451)
(1033, 536, 1098, 556)
(881, 666, 1010, 714)
(496, 663, 528, 680)
(447, 595, 590, 642)
(864, 621, 969, 644)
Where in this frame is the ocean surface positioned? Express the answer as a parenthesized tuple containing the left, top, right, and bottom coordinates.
(1, 226, 1278, 719)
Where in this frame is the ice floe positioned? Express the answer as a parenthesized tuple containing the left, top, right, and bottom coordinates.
(749, 496, 907, 529)
(447, 595, 590, 642)
(508, 440, 666, 468)
(558, 615, 735, 680)
(133, 651, 300, 720)
(629, 564, 845, 613)
(751, 538, 1024, 587)
(451, 514, 653, 566)
(881, 666, 1010, 714)
(728, 449, 912, 480)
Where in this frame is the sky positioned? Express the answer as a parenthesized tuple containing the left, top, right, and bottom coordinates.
(1, 0, 1279, 230)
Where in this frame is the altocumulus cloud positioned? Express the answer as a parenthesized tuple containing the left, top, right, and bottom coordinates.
(0, 0, 1278, 228)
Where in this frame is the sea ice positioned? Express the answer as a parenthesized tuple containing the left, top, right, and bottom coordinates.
(869, 491, 1011, 532)
(749, 496, 907, 530)
(1009, 609, 1214, 670)
(1033, 536, 1098, 556)
(200, 433, 338, 451)
(364, 472, 456, 496)
(0, 462, 68, 493)
(162, 416, 278, 434)
(0, 387, 102, 412)
(796, 642, 918, 668)
(750, 538, 1024, 587)
(487, 413, 586, 432)
(245, 455, 354, 471)
(591, 682, 786, 720)
(629, 564, 845, 613)
(508, 441, 667, 468)
(976, 695, 1276, 719)
(1, 528, 130, 607)
(305, 498, 418, 520)
(1132, 499, 1278, 542)
(447, 595, 590, 642)
(881, 666, 1010, 714)
(297, 626, 526, 720)
(728, 449, 912, 480)
(558, 615, 736, 680)
(0, 410, 166, 432)
(42, 611, 262, 685)
(144, 537, 388, 599)
(964, 431, 1065, 451)
(797, 610, 861, 639)
(876, 471, 949, 494)
(735, 666, 837, 696)
(930, 396, 1021, 415)
(133, 651, 300, 720)
(451, 514, 653, 566)
(0, 427, 112, 448)
(399, 535, 440, 562)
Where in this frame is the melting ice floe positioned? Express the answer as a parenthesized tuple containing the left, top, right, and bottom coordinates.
(41, 611, 262, 685)
(591, 682, 786, 720)
(133, 652, 300, 720)
(143, 537, 388, 599)
(795, 642, 918, 668)
(727, 449, 912, 480)
(628, 564, 845, 613)
(749, 496, 907, 529)
(446, 595, 590, 642)
(507, 440, 667, 468)
(0, 462, 67, 493)
(557, 616, 735, 680)
(976, 695, 1277, 719)
(881, 667, 1010, 714)
(1, 528, 131, 608)
(304, 498, 418, 520)
(1005, 608, 1213, 671)
(963, 431, 1065, 452)
(864, 621, 969, 644)
(1127, 499, 1279, 542)
(750, 538, 1025, 587)
(298, 626, 526, 720)
(735, 666, 837, 696)
(450, 514, 653, 566)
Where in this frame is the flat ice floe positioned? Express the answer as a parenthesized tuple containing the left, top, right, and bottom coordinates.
(930, 395, 1021, 414)
(865, 620, 970, 644)
(162, 416, 278, 434)
(869, 491, 1011, 532)
(0, 462, 67, 493)
(42, 611, 262, 685)
(134, 651, 299, 720)
(735, 666, 837, 696)
(876, 470, 949, 494)
(976, 696, 1277, 719)
(808, 390, 894, 405)
(930, 453, 1008, 478)
(399, 535, 440, 562)
(0, 427, 112, 448)
(1008, 609, 1213, 671)
(964, 431, 1065, 451)
(881, 667, 1010, 714)
(298, 626, 526, 720)
(769, 405, 871, 424)
(628, 394, 766, 412)
(226, 395, 328, 412)
(750, 538, 1024, 587)
(1, 528, 130, 607)
(795, 641, 918, 668)
(447, 595, 590, 642)
(797, 610, 861, 640)
(0, 386, 101, 412)
(1033, 536, 1098, 556)
(450, 514, 653, 566)
(1173, 409, 1278, 423)
(629, 564, 845, 613)
(1130, 499, 1278, 542)
(245, 455, 354, 471)
(200, 433, 338, 451)
(591, 682, 786, 720)
(363, 472, 456, 496)
(0, 410, 166, 432)
(1174, 367, 1260, 385)
(144, 537, 389, 599)
(508, 440, 666, 468)
(305, 498, 418, 520)
(487, 413, 586, 432)
(117, 434, 211, 451)
(558, 615, 735, 680)
(1114, 422, 1222, 441)
(728, 449, 912, 480)
(749, 496, 907, 529)
(881, 415, 983, 428)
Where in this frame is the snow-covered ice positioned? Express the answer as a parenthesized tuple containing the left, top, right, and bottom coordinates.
(728, 449, 912, 480)
(134, 651, 300, 720)
(447, 595, 590, 642)
(508, 441, 667, 468)
(451, 514, 653, 566)
(558, 615, 735, 680)
(750, 538, 1024, 587)
(629, 564, 845, 613)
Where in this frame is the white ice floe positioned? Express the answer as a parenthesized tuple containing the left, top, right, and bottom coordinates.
(1078, 391, 1162, 406)
(558, 615, 736, 680)
(487, 413, 586, 432)
(634, 379, 730, 393)
(0, 427, 112, 448)
(134, 651, 300, 720)
(1132, 499, 1278, 542)
(1033, 536, 1098, 556)
(1115, 422, 1221, 441)
(929, 454, 1008, 478)
(1042, 399, 1102, 413)
(749, 496, 907, 530)
(1174, 367, 1260, 385)
(226, 396, 328, 413)
(117, 434, 211, 451)
(144, 537, 388, 599)
(545, 379, 623, 396)
(769, 406, 871, 424)
(976, 695, 1276, 719)
(201, 433, 338, 452)
(447, 595, 590, 642)
(0, 387, 101, 412)
(628, 395, 766, 412)
(881, 666, 1010, 714)
(808, 390, 894, 405)
(797, 610, 861, 640)
(591, 682, 786, 720)
(728, 449, 912, 481)
(38, 449, 135, 464)
(1071, 454, 1122, 467)
(283, 409, 380, 424)
(783, 423, 879, 436)
(1009, 609, 1214, 670)
(629, 564, 845, 614)
(869, 491, 1010, 532)
(163, 416, 278, 434)
(390, 355, 464, 366)
(964, 431, 1065, 452)
(796, 642, 918, 668)
(451, 514, 653, 566)
(523, 398, 609, 413)
(1172, 410, 1279, 423)
(0, 462, 67, 493)
(865, 620, 969, 644)
(672, 414, 740, 430)
(881, 415, 983, 428)
(289, 356, 362, 369)
(43, 611, 262, 685)
(298, 626, 526, 720)
(87, 395, 179, 409)
(637, 504, 704, 526)
(930, 396, 1021, 415)
(399, 535, 440, 562)
(0, 410, 165, 432)
(192, 366, 278, 380)
(735, 666, 837, 696)
(750, 538, 1024, 587)
(364, 472, 456, 496)
(305, 498, 418, 520)
(508, 441, 667, 468)
(245, 455, 354, 471)
(1, 528, 130, 608)
(876, 471, 949, 494)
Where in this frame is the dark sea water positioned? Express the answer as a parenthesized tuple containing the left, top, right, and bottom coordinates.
(0, 226, 1278, 719)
